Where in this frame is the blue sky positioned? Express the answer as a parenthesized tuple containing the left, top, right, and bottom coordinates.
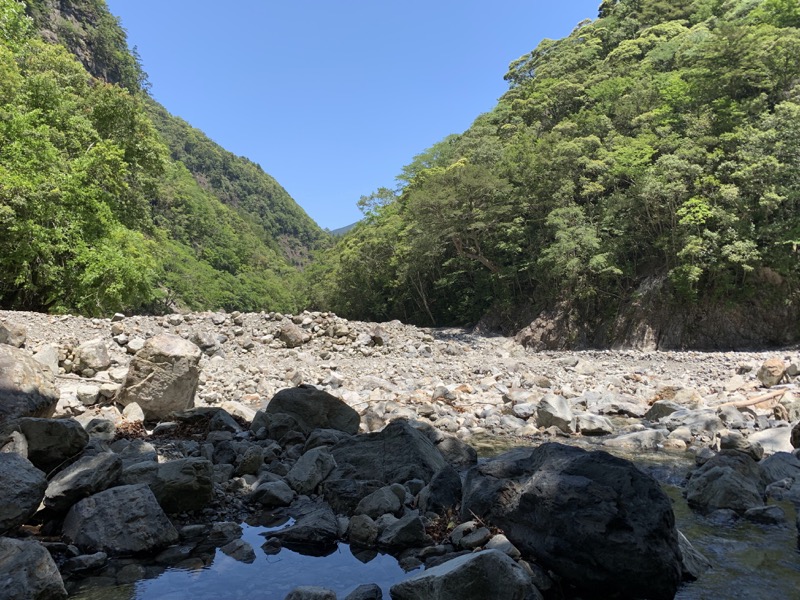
(105, 1, 600, 230)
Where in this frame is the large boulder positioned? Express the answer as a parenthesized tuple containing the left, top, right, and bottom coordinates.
(121, 458, 213, 514)
(62, 484, 179, 554)
(0, 453, 47, 533)
(0, 537, 67, 599)
(0, 345, 59, 424)
(390, 549, 541, 600)
(0, 322, 26, 348)
(74, 338, 111, 373)
(116, 334, 202, 421)
(286, 447, 337, 495)
(685, 450, 765, 513)
(461, 443, 682, 600)
(265, 385, 359, 435)
(12, 417, 89, 473)
(44, 452, 122, 513)
(328, 419, 447, 485)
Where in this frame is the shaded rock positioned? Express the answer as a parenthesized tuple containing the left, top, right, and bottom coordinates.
(390, 549, 541, 600)
(32, 344, 59, 376)
(13, 417, 88, 472)
(410, 421, 477, 467)
(644, 400, 682, 422)
(220, 539, 256, 563)
(348, 514, 379, 547)
(377, 513, 430, 549)
(121, 458, 213, 514)
(0, 345, 59, 424)
(418, 465, 462, 515)
(720, 431, 764, 461)
(44, 452, 122, 513)
(250, 480, 296, 507)
(329, 420, 447, 485)
(744, 505, 786, 525)
(270, 502, 339, 549)
(355, 486, 403, 520)
(484, 533, 521, 559)
(685, 450, 764, 513)
(319, 479, 384, 515)
(0, 537, 67, 599)
(304, 428, 353, 453)
(757, 358, 786, 387)
(0, 453, 46, 533)
(461, 443, 681, 600)
(62, 484, 179, 555)
(792, 421, 800, 449)
(266, 385, 360, 435)
(759, 452, 800, 486)
(345, 583, 383, 600)
(286, 447, 336, 495)
(61, 551, 108, 574)
(116, 334, 202, 421)
(0, 322, 26, 348)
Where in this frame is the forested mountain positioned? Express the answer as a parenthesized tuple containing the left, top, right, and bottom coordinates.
(310, 0, 800, 348)
(0, 0, 326, 315)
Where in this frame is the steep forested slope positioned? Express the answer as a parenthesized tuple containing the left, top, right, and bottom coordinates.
(311, 0, 800, 348)
(0, 0, 326, 315)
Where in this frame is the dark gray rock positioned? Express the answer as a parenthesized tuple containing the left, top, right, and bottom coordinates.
(0, 453, 47, 533)
(0, 345, 59, 424)
(270, 502, 339, 549)
(377, 513, 430, 549)
(720, 431, 763, 461)
(320, 479, 384, 515)
(304, 428, 353, 453)
(461, 443, 682, 600)
(409, 421, 477, 467)
(44, 452, 122, 513)
(286, 447, 336, 495)
(418, 465, 462, 515)
(266, 385, 360, 435)
(329, 420, 447, 485)
(348, 514, 379, 547)
(250, 480, 296, 507)
(13, 417, 88, 472)
(220, 539, 256, 563)
(390, 549, 541, 600)
(62, 484, 179, 555)
(685, 450, 765, 513)
(345, 583, 383, 600)
(0, 537, 67, 599)
(61, 551, 108, 574)
(121, 457, 213, 514)
(355, 486, 403, 519)
(759, 452, 800, 486)
(677, 531, 711, 581)
(743, 505, 786, 525)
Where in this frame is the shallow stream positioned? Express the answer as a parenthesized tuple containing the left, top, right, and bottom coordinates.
(66, 444, 800, 599)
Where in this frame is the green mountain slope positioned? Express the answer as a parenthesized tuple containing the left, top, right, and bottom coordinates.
(310, 0, 800, 348)
(0, 0, 326, 315)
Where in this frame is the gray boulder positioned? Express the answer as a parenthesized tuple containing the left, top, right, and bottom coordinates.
(0, 345, 59, 424)
(759, 452, 800, 486)
(116, 334, 202, 421)
(0, 453, 47, 533)
(348, 514, 379, 546)
(75, 338, 111, 373)
(0, 537, 67, 599)
(279, 321, 310, 348)
(13, 417, 89, 472)
(286, 447, 337, 495)
(461, 443, 682, 600)
(319, 478, 385, 515)
(121, 457, 213, 514)
(345, 583, 383, 600)
(535, 394, 574, 433)
(410, 421, 477, 467)
(270, 502, 339, 549)
(377, 513, 430, 549)
(44, 452, 122, 513)
(250, 480, 296, 507)
(329, 419, 447, 485)
(0, 322, 26, 347)
(62, 484, 179, 554)
(685, 450, 765, 513)
(390, 549, 541, 600)
(266, 385, 360, 435)
(355, 486, 403, 519)
(575, 412, 614, 436)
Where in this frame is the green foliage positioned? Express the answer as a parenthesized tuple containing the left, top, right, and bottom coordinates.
(314, 0, 800, 326)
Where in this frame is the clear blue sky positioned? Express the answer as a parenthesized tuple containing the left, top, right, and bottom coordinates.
(105, 1, 600, 230)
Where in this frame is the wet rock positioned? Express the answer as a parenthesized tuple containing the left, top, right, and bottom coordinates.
(348, 514, 379, 546)
(270, 502, 339, 549)
(319, 479, 384, 515)
(329, 420, 447, 485)
(44, 452, 122, 513)
(0, 537, 67, 599)
(344, 583, 383, 600)
(284, 587, 336, 600)
(265, 385, 360, 435)
(677, 531, 711, 581)
(0, 453, 47, 533)
(116, 334, 202, 421)
(461, 443, 681, 600)
(685, 451, 765, 513)
(62, 484, 179, 555)
(12, 417, 89, 472)
(0, 345, 60, 424)
(220, 539, 256, 563)
(743, 505, 786, 525)
(390, 549, 541, 600)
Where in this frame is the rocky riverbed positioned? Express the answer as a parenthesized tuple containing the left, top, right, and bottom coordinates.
(1, 309, 799, 599)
